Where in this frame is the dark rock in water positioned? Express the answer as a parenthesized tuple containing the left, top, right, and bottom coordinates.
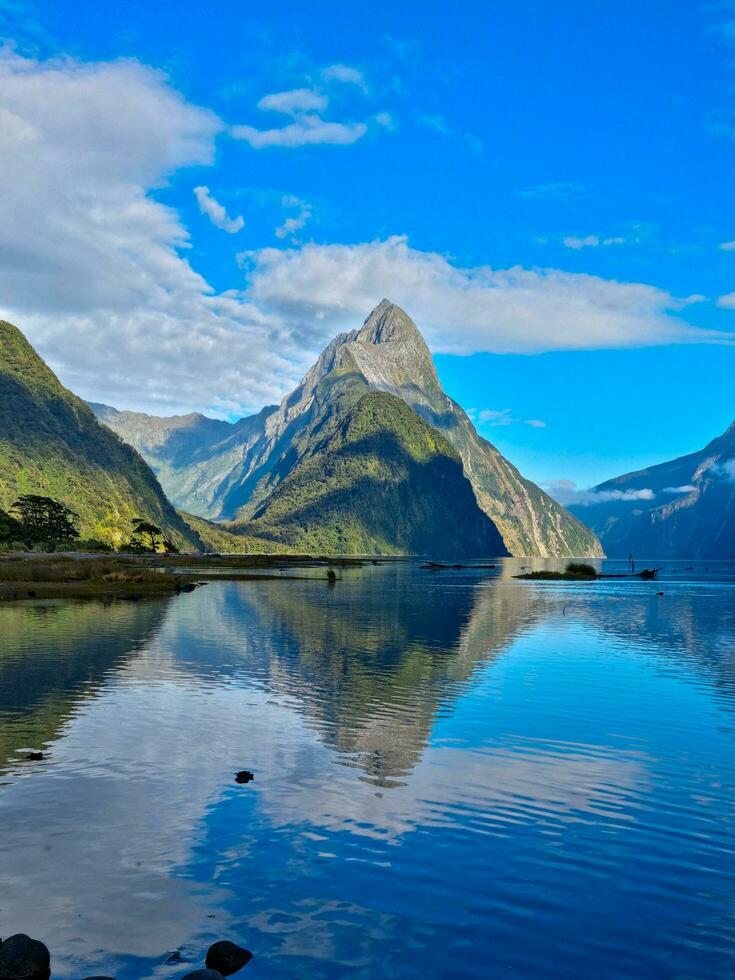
(178, 582, 197, 593)
(182, 971, 224, 979)
(0, 933, 50, 979)
(26, 752, 44, 761)
(235, 770, 254, 784)
(205, 940, 253, 975)
(165, 950, 184, 963)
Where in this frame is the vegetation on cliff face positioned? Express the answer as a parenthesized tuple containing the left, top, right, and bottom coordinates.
(240, 388, 508, 556)
(0, 321, 202, 550)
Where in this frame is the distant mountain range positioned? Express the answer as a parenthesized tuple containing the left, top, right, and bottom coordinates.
(0, 320, 202, 549)
(93, 301, 602, 557)
(569, 421, 735, 559)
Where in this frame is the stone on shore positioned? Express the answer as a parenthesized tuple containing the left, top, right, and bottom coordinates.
(0, 933, 51, 980)
(205, 940, 253, 975)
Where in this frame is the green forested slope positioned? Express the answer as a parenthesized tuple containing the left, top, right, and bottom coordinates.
(0, 320, 202, 549)
(241, 385, 508, 556)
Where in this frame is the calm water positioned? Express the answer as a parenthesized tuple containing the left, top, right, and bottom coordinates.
(1, 559, 735, 979)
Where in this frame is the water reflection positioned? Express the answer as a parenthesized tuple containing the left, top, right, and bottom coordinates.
(0, 563, 734, 979)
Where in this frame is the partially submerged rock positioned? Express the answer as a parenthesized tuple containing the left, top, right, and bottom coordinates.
(234, 770, 254, 784)
(0, 933, 50, 980)
(205, 940, 253, 976)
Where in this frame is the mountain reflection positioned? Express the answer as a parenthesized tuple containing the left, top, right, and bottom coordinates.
(1, 567, 734, 978)
(0, 597, 169, 774)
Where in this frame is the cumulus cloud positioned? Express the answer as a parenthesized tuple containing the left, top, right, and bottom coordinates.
(1, 50, 731, 421)
(717, 292, 735, 308)
(275, 195, 312, 242)
(231, 82, 370, 149)
(241, 235, 727, 355)
(543, 480, 655, 507)
(719, 240, 735, 251)
(321, 63, 367, 91)
(257, 88, 327, 114)
(563, 235, 625, 249)
(193, 185, 244, 233)
(0, 49, 302, 415)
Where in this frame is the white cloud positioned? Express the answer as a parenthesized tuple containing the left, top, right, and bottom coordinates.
(374, 111, 397, 130)
(562, 235, 625, 250)
(0, 49, 302, 416)
(241, 235, 728, 355)
(193, 185, 244, 233)
(662, 484, 696, 494)
(543, 479, 655, 507)
(713, 459, 735, 481)
(0, 50, 730, 422)
(471, 408, 546, 428)
(321, 63, 367, 91)
(275, 195, 312, 242)
(717, 292, 735, 308)
(232, 116, 366, 149)
(231, 83, 369, 149)
(257, 87, 327, 114)
(418, 113, 482, 153)
(719, 240, 735, 251)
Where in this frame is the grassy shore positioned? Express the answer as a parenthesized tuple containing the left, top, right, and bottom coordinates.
(0, 555, 199, 601)
(0, 552, 370, 600)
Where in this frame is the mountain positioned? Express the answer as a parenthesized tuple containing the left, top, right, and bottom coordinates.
(0, 320, 202, 549)
(90, 403, 276, 520)
(93, 300, 601, 557)
(568, 422, 735, 559)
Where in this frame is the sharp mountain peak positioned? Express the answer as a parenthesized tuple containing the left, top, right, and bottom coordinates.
(355, 298, 425, 347)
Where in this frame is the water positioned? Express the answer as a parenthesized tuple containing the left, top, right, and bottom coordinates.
(1, 559, 734, 979)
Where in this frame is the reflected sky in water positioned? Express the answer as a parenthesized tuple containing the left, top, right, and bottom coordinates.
(1, 560, 734, 979)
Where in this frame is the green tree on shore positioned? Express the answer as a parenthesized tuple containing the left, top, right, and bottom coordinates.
(131, 517, 164, 552)
(10, 494, 79, 546)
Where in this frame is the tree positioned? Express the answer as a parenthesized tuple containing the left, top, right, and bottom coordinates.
(0, 507, 27, 546)
(131, 517, 163, 552)
(10, 495, 79, 545)
(162, 538, 179, 554)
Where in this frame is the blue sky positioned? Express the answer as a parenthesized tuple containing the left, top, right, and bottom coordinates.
(1, 0, 735, 490)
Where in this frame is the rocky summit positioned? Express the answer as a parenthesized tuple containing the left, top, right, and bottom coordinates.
(93, 300, 602, 557)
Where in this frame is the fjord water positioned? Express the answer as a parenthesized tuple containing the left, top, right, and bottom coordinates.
(1, 562, 734, 979)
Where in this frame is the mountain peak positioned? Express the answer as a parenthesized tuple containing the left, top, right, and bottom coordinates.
(356, 299, 424, 346)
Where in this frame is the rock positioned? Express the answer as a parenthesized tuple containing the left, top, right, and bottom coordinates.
(25, 752, 43, 761)
(234, 770, 254, 784)
(182, 972, 224, 980)
(205, 940, 253, 975)
(0, 933, 50, 980)
(165, 950, 184, 963)
(178, 582, 197, 593)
